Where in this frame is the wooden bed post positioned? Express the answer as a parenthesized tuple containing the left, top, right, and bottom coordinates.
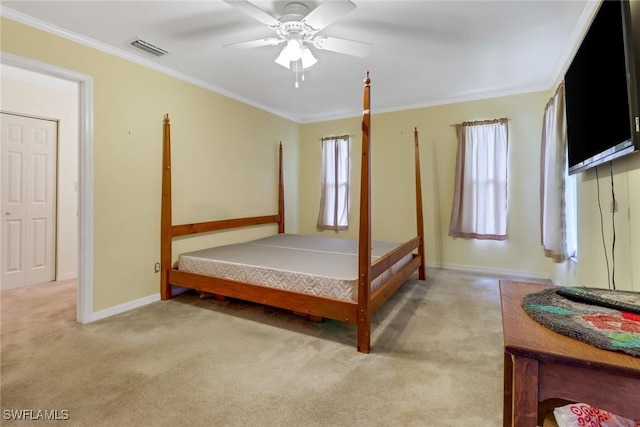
(414, 128, 426, 280)
(157, 83, 421, 353)
(161, 114, 172, 300)
(358, 72, 372, 354)
(278, 142, 285, 234)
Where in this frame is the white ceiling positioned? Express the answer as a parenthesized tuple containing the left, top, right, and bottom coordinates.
(1, 1, 598, 123)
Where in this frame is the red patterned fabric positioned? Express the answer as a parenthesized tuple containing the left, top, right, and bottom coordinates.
(553, 403, 639, 426)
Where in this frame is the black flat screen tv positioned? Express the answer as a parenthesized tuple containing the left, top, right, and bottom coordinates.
(565, 0, 640, 175)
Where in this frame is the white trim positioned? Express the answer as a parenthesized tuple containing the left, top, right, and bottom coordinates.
(547, 0, 601, 89)
(89, 287, 194, 322)
(56, 272, 77, 281)
(0, 5, 590, 125)
(305, 84, 553, 124)
(1, 63, 78, 92)
(0, 6, 300, 124)
(90, 293, 160, 322)
(0, 52, 95, 324)
(426, 261, 551, 282)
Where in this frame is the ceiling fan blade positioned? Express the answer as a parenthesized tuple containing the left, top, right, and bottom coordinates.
(223, 0, 281, 28)
(224, 38, 284, 49)
(302, 0, 356, 32)
(313, 36, 372, 58)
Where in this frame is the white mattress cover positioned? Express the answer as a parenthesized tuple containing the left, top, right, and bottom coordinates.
(178, 233, 413, 302)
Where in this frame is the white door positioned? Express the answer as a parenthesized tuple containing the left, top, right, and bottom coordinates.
(1, 113, 57, 290)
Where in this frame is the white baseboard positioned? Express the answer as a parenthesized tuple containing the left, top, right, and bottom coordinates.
(85, 264, 547, 323)
(426, 261, 551, 282)
(87, 286, 191, 322)
(89, 293, 160, 322)
(56, 273, 77, 281)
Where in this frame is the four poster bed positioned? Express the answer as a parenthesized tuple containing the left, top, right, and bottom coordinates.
(160, 73, 426, 353)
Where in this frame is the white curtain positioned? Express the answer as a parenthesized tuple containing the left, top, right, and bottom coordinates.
(317, 136, 349, 231)
(540, 83, 576, 261)
(449, 118, 509, 240)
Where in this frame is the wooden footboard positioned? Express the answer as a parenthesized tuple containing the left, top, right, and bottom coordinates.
(369, 236, 421, 315)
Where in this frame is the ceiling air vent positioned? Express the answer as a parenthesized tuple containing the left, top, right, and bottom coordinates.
(130, 39, 168, 57)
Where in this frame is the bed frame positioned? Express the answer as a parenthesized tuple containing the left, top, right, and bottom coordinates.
(160, 72, 426, 353)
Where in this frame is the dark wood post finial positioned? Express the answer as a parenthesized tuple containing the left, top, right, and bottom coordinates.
(414, 127, 418, 136)
(364, 71, 370, 86)
(164, 114, 170, 124)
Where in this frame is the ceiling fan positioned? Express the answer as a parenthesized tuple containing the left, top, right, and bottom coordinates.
(223, 0, 372, 84)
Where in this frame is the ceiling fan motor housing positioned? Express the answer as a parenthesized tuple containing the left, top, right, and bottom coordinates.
(275, 2, 319, 42)
(281, 2, 309, 22)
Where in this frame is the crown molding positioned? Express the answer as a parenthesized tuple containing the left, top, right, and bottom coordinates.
(0, 6, 302, 123)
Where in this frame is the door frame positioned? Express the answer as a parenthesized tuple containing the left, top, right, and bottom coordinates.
(1, 52, 94, 324)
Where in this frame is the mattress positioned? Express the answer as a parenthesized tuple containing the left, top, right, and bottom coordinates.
(177, 233, 413, 302)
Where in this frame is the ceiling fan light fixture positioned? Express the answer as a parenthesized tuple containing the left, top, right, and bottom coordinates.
(223, 0, 369, 86)
(301, 47, 317, 69)
(275, 37, 314, 70)
(283, 39, 303, 61)
(275, 49, 292, 69)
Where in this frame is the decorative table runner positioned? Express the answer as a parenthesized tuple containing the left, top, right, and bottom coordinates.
(522, 287, 640, 357)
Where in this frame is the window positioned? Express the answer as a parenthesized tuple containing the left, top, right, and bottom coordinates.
(317, 136, 349, 231)
(449, 118, 509, 240)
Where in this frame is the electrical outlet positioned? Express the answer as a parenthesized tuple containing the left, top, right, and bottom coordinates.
(154, 262, 161, 273)
(611, 200, 619, 213)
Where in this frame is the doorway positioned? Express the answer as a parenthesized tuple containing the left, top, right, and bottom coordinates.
(0, 52, 94, 323)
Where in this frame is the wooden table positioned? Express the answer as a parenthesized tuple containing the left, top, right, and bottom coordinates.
(500, 280, 640, 426)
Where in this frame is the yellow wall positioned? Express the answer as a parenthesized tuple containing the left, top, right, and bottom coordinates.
(300, 91, 554, 279)
(3, 11, 637, 315)
(300, 90, 640, 290)
(1, 18, 300, 311)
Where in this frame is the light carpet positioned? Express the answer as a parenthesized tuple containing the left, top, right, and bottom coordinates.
(1, 269, 523, 427)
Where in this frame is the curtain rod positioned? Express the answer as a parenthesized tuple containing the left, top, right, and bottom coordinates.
(320, 134, 354, 141)
(450, 118, 510, 127)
